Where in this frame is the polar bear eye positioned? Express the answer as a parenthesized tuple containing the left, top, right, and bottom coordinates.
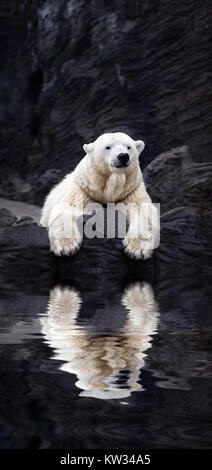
(127, 146, 131, 150)
(106, 146, 111, 150)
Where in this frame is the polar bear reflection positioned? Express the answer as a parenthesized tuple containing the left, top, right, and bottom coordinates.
(41, 283, 159, 400)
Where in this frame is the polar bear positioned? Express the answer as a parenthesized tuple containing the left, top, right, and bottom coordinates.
(40, 132, 159, 259)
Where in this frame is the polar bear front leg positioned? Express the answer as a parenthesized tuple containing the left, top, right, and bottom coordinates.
(123, 187, 160, 260)
(48, 202, 83, 256)
(123, 211, 153, 260)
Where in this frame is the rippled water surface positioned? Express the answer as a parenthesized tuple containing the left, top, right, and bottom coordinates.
(0, 265, 212, 449)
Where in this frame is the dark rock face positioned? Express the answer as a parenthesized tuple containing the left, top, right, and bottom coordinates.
(32, 169, 64, 205)
(0, 208, 17, 227)
(0, 175, 32, 203)
(1, 1, 212, 206)
(184, 163, 212, 216)
(143, 146, 187, 214)
(13, 216, 37, 226)
(143, 147, 212, 215)
(158, 207, 212, 267)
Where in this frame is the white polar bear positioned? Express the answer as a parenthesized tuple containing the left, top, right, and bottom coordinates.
(40, 132, 159, 259)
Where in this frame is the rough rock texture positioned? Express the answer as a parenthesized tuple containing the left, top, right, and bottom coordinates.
(0, 208, 17, 227)
(32, 169, 64, 205)
(158, 207, 212, 265)
(184, 163, 212, 216)
(0, 1, 212, 205)
(0, 175, 32, 203)
(1, 208, 211, 293)
(143, 147, 212, 215)
(143, 146, 188, 214)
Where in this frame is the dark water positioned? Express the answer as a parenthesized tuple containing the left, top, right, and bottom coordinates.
(0, 263, 212, 449)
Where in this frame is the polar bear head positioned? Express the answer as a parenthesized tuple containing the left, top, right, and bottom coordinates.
(83, 132, 145, 174)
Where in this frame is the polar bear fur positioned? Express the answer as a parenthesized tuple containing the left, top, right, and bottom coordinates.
(40, 132, 159, 259)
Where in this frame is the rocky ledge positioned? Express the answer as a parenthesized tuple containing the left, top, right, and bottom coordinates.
(0, 206, 211, 293)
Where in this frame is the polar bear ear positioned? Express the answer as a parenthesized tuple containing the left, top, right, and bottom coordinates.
(83, 143, 94, 154)
(135, 140, 145, 153)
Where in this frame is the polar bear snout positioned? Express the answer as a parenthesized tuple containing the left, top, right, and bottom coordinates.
(112, 152, 130, 169)
(116, 153, 130, 168)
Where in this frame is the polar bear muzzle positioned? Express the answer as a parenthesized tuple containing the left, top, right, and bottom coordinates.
(115, 152, 130, 168)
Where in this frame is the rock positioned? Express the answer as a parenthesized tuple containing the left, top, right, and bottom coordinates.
(0, 197, 41, 223)
(32, 169, 64, 206)
(13, 216, 37, 226)
(184, 163, 212, 216)
(0, 1, 212, 203)
(157, 206, 212, 266)
(143, 148, 212, 215)
(0, 218, 48, 251)
(143, 146, 188, 214)
(0, 220, 56, 290)
(0, 208, 211, 293)
(0, 175, 32, 203)
(0, 208, 17, 227)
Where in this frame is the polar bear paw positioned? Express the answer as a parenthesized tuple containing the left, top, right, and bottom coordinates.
(49, 231, 82, 256)
(123, 235, 153, 260)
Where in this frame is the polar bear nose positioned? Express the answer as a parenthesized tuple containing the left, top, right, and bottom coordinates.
(117, 153, 129, 165)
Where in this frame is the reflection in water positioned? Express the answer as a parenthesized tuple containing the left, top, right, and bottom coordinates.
(40, 283, 159, 400)
(1, 268, 212, 448)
